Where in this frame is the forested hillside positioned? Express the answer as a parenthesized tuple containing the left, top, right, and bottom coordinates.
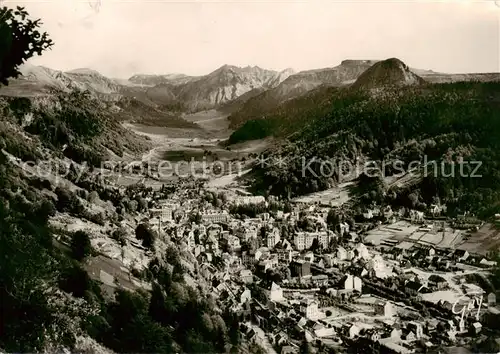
(246, 81, 500, 218)
(1, 91, 152, 166)
(228, 86, 367, 144)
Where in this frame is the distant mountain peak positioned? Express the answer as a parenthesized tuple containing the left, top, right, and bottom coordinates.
(66, 68, 102, 76)
(280, 67, 295, 75)
(380, 57, 407, 69)
(212, 64, 277, 75)
(351, 57, 426, 90)
(128, 73, 197, 86)
(340, 59, 379, 66)
(215, 64, 237, 72)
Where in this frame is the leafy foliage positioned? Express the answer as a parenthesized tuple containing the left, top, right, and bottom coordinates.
(0, 119, 41, 161)
(0, 6, 53, 85)
(70, 230, 93, 261)
(112, 226, 128, 247)
(55, 186, 84, 215)
(58, 262, 94, 298)
(135, 223, 156, 249)
(228, 119, 275, 144)
(26, 91, 104, 148)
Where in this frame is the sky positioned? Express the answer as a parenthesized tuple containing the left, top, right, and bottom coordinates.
(5, 0, 500, 78)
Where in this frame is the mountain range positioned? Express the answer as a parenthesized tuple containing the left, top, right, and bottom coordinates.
(1, 59, 500, 129)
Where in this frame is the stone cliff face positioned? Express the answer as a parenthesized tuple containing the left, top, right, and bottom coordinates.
(278, 60, 379, 92)
(171, 65, 294, 111)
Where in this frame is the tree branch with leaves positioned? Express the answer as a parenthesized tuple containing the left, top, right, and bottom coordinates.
(0, 6, 53, 85)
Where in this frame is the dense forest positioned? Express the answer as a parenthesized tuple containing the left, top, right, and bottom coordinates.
(238, 81, 500, 218)
(2, 91, 152, 166)
(228, 86, 365, 144)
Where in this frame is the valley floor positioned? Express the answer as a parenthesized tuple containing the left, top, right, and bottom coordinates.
(120, 111, 274, 191)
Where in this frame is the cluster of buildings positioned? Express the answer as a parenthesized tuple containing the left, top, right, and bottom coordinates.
(145, 190, 499, 354)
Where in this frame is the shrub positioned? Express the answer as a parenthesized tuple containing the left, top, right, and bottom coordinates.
(63, 143, 105, 167)
(112, 227, 128, 247)
(0, 122, 40, 161)
(130, 268, 142, 279)
(87, 190, 100, 204)
(70, 230, 93, 261)
(127, 200, 138, 213)
(38, 198, 56, 219)
(55, 187, 84, 215)
(88, 211, 106, 226)
(7, 97, 32, 120)
(58, 263, 92, 298)
(76, 189, 88, 200)
(29, 177, 52, 191)
(228, 119, 275, 144)
(135, 223, 156, 249)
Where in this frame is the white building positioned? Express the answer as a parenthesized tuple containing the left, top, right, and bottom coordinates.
(303, 251, 314, 263)
(234, 196, 266, 206)
(158, 202, 178, 222)
(259, 255, 279, 272)
(410, 210, 424, 223)
(202, 210, 230, 224)
(205, 234, 219, 252)
(408, 321, 423, 339)
(260, 213, 270, 222)
(355, 243, 371, 260)
(294, 231, 331, 251)
(375, 300, 395, 318)
(240, 288, 252, 305)
(369, 254, 392, 279)
(323, 254, 336, 267)
(339, 222, 350, 236)
(267, 282, 284, 302)
(255, 247, 270, 261)
(226, 235, 241, 251)
(301, 300, 323, 321)
(363, 210, 374, 219)
(242, 251, 255, 267)
(318, 232, 331, 249)
(244, 227, 258, 241)
(344, 274, 362, 292)
(277, 249, 293, 263)
(240, 269, 253, 284)
(294, 233, 308, 251)
(337, 246, 348, 261)
(266, 228, 281, 249)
